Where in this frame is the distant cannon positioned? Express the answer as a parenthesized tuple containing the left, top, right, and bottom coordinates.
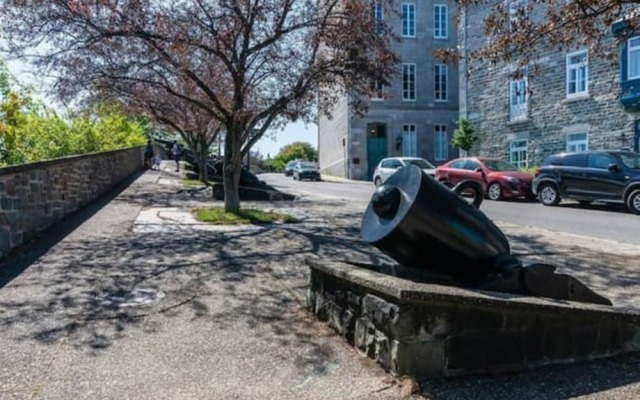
(360, 165, 611, 306)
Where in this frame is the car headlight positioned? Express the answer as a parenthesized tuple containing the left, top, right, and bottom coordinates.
(504, 176, 520, 183)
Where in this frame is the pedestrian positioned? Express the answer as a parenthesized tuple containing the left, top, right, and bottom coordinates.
(172, 140, 182, 172)
(152, 154, 162, 170)
(144, 140, 154, 169)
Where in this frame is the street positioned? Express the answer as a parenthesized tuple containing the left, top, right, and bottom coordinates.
(259, 173, 640, 246)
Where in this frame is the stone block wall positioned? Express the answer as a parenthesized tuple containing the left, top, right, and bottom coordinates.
(307, 260, 640, 378)
(0, 146, 145, 259)
(461, 2, 640, 166)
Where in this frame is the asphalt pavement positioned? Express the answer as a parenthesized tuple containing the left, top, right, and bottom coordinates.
(0, 163, 639, 400)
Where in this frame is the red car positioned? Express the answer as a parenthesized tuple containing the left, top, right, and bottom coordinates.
(435, 157, 535, 201)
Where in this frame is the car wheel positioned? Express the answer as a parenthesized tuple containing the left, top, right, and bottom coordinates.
(538, 183, 560, 206)
(626, 189, 640, 215)
(487, 182, 503, 201)
(374, 177, 382, 187)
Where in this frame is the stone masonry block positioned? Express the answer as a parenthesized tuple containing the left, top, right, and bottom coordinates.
(362, 294, 399, 332)
(446, 329, 525, 374)
(392, 338, 446, 377)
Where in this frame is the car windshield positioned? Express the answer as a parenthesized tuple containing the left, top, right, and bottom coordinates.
(618, 153, 640, 169)
(286, 161, 298, 167)
(298, 162, 317, 168)
(405, 159, 435, 169)
(482, 159, 519, 172)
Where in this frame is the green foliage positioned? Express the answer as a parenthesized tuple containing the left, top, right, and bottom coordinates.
(193, 205, 299, 224)
(451, 118, 479, 152)
(0, 68, 147, 166)
(269, 141, 318, 172)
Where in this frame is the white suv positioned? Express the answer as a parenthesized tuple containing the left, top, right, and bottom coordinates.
(372, 157, 437, 186)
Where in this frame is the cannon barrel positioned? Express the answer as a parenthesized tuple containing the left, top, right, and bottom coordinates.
(360, 165, 611, 305)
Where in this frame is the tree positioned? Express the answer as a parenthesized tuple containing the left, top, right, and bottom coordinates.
(437, 1, 637, 74)
(271, 141, 318, 171)
(0, 0, 399, 213)
(451, 117, 478, 155)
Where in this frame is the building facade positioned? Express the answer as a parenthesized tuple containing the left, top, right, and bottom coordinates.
(460, 1, 640, 169)
(318, 1, 459, 181)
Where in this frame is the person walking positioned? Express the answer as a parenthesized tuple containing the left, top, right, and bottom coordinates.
(172, 140, 182, 172)
(144, 140, 154, 169)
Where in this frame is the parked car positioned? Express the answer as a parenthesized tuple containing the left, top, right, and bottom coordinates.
(435, 157, 535, 201)
(532, 150, 640, 214)
(372, 157, 436, 186)
(284, 160, 300, 177)
(293, 161, 321, 181)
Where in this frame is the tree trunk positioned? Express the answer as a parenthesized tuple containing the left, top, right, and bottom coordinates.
(223, 128, 242, 213)
(198, 134, 209, 186)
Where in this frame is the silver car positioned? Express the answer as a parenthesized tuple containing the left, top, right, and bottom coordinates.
(372, 157, 437, 186)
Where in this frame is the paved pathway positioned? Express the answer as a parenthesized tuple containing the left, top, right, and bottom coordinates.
(0, 162, 639, 400)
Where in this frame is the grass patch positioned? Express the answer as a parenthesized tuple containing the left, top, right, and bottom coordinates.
(193, 206, 299, 225)
(183, 178, 205, 187)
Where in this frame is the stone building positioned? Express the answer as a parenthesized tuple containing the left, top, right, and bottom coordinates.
(318, 1, 459, 181)
(460, 1, 640, 169)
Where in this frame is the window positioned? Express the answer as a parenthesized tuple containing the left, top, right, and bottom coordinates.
(561, 153, 586, 167)
(434, 124, 448, 161)
(371, 80, 384, 101)
(628, 37, 640, 80)
(372, 1, 383, 34)
(566, 132, 588, 152)
(449, 159, 466, 169)
(402, 124, 417, 157)
(566, 50, 588, 97)
(402, 63, 416, 101)
(402, 3, 416, 38)
(510, 140, 528, 169)
(587, 154, 614, 169)
(434, 4, 448, 39)
(509, 77, 528, 120)
(434, 64, 448, 101)
(509, 0, 527, 31)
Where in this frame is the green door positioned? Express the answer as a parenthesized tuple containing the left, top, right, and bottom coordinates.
(367, 123, 388, 180)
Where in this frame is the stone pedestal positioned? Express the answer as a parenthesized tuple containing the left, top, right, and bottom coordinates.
(306, 259, 640, 377)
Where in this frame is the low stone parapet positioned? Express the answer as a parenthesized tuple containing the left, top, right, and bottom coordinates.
(0, 146, 145, 259)
(306, 259, 640, 378)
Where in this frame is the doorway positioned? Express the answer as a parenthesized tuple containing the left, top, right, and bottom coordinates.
(367, 123, 388, 180)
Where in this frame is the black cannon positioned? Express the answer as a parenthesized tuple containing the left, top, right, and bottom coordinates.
(360, 165, 611, 306)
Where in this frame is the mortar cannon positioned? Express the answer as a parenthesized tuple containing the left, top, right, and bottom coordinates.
(360, 165, 611, 306)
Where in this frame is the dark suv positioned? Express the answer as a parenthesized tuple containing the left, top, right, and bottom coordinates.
(532, 150, 640, 214)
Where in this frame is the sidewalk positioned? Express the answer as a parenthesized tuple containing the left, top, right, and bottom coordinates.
(1, 162, 639, 400)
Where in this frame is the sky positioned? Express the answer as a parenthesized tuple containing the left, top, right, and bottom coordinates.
(5, 58, 318, 158)
(254, 121, 318, 159)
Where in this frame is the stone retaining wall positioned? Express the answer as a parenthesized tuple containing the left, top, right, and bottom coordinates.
(0, 146, 145, 259)
(307, 259, 640, 378)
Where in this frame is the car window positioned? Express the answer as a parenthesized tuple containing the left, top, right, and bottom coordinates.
(463, 160, 481, 170)
(587, 154, 614, 169)
(618, 152, 640, 169)
(482, 159, 519, 171)
(561, 154, 586, 167)
(380, 160, 393, 168)
(298, 162, 316, 168)
(405, 158, 435, 169)
(449, 160, 466, 169)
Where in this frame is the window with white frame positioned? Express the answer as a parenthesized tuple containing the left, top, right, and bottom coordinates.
(402, 3, 416, 38)
(566, 132, 588, 152)
(402, 124, 417, 156)
(509, 140, 528, 169)
(509, 76, 528, 120)
(372, 1, 383, 34)
(509, 0, 527, 31)
(402, 63, 416, 101)
(566, 50, 588, 97)
(434, 124, 448, 161)
(434, 64, 448, 101)
(434, 4, 448, 39)
(628, 37, 640, 80)
(371, 80, 384, 101)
